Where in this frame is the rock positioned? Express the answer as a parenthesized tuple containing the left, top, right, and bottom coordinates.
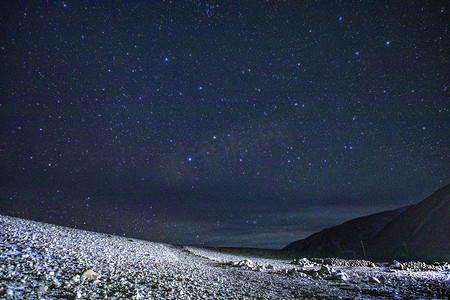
(319, 265, 332, 276)
(288, 268, 297, 275)
(254, 265, 265, 272)
(38, 285, 48, 294)
(291, 258, 313, 267)
(310, 258, 324, 264)
(312, 271, 320, 278)
(71, 274, 80, 283)
(333, 271, 348, 281)
(369, 276, 381, 284)
(386, 268, 397, 273)
(323, 258, 376, 267)
(52, 278, 62, 287)
(391, 260, 403, 269)
(232, 259, 257, 270)
(400, 261, 444, 272)
(81, 268, 100, 281)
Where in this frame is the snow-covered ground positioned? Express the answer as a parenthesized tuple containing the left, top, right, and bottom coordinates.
(0, 214, 449, 299)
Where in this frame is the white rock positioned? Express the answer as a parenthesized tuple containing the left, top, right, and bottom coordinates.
(38, 285, 48, 294)
(391, 260, 402, 269)
(369, 276, 381, 284)
(334, 272, 348, 281)
(81, 268, 100, 281)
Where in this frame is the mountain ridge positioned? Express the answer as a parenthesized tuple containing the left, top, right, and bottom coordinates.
(284, 184, 450, 261)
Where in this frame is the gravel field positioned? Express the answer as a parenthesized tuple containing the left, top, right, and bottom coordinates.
(1, 214, 449, 299)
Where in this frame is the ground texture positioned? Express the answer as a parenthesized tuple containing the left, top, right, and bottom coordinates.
(1, 215, 449, 299)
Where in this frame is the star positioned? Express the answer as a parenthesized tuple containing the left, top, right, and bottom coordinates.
(0, 0, 447, 250)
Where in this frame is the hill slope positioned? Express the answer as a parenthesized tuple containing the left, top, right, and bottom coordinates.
(284, 184, 450, 261)
(1, 214, 449, 298)
(368, 184, 450, 261)
(283, 206, 409, 258)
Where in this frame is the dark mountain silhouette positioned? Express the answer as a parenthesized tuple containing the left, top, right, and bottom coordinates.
(368, 184, 450, 261)
(284, 184, 450, 261)
(283, 206, 409, 258)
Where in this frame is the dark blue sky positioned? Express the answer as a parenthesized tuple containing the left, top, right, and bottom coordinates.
(1, 1, 448, 248)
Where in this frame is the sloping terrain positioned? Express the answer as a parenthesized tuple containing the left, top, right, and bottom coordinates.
(1, 214, 448, 299)
(283, 206, 409, 258)
(368, 184, 450, 261)
(285, 184, 449, 262)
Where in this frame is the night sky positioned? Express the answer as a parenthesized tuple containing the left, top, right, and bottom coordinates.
(1, 1, 448, 249)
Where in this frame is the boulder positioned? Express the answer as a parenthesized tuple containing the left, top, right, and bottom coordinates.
(81, 268, 100, 281)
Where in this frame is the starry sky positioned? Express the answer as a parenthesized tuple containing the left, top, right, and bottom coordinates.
(0, 1, 448, 249)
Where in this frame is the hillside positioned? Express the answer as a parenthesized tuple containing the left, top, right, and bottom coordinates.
(283, 206, 409, 258)
(368, 184, 450, 261)
(285, 184, 450, 261)
(1, 214, 449, 298)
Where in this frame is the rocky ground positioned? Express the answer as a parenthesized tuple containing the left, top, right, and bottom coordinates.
(0, 214, 449, 299)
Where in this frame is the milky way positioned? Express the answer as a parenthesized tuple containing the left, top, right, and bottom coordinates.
(1, 1, 448, 248)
